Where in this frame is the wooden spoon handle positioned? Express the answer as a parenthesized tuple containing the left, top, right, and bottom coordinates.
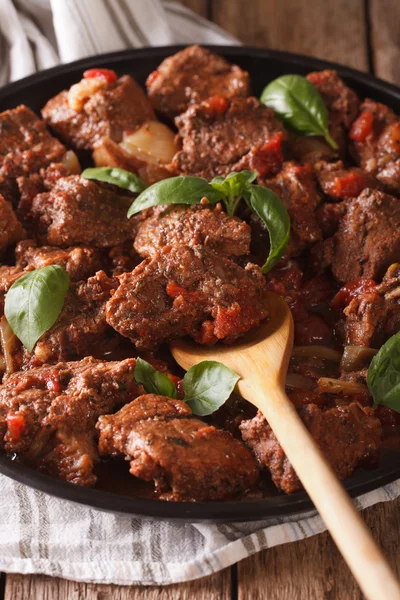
(238, 379, 400, 600)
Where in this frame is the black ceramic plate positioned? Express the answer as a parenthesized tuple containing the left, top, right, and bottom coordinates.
(1, 46, 400, 522)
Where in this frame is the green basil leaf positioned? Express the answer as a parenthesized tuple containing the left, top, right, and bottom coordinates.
(127, 176, 223, 217)
(211, 171, 258, 215)
(260, 75, 338, 149)
(211, 170, 257, 197)
(245, 185, 290, 273)
(367, 332, 400, 413)
(82, 167, 147, 193)
(183, 360, 239, 416)
(134, 357, 177, 398)
(4, 266, 70, 352)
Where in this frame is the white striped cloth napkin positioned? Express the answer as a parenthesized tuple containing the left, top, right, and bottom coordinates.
(0, 0, 399, 586)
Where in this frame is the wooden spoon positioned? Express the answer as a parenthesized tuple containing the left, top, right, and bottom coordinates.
(171, 292, 400, 600)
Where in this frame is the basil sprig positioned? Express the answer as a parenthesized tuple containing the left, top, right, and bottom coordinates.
(211, 170, 257, 216)
(82, 167, 146, 193)
(5, 266, 70, 352)
(367, 332, 400, 413)
(127, 171, 290, 273)
(260, 74, 338, 150)
(134, 358, 239, 416)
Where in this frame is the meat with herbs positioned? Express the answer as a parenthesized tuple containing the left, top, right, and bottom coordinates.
(329, 189, 400, 283)
(0, 357, 141, 486)
(315, 201, 347, 238)
(10, 271, 116, 370)
(97, 394, 259, 501)
(15, 240, 103, 281)
(240, 400, 381, 493)
(266, 162, 322, 255)
(307, 70, 360, 154)
(106, 245, 268, 350)
(134, 204, 251, 259)
(0, 195, 24, 256)
(341, 265, 400, 347)
(29, 175, 139, 248)
(146, 45, 251, 119)
(172, 96, 285, 180)
(2, 47, 400, 500)
(42, 74, 155, 151)
(314, 160, 379, 200)
(349, 98, 400, 193)
(0, 105, 74, 206)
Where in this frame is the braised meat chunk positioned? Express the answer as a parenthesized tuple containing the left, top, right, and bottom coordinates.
(29, 175, 138, 248)
(342, 264, 400, 347)
(42, 74, 155, 151)
(307, 70, 360, 153)
(15, 240, 103, 281)
(146, 45, 251, 119)
(314, 160, 379, 201)
(16, 157, 80, 221)
(134, 204, 251, 259)
(0, 105, 71, 206)
(172, 96, 285, 180)
(349, 99, 400, 193)
(343, 290, 385, 347)
(0, 357, 141, 486)
(240, 401, 381, 493)
(106, 245, 268, 350)
(0, 195, 24, 256)
(330, 189, 400, 283)
(97, 394, 259, 501)
(266, 162, 322, 255)
(315, 201, 347, 238)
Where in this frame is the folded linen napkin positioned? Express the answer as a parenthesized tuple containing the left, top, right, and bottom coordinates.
(0, 0, 239, 84)
(1, 475, 399, 585)
(0, 0, 399, 586)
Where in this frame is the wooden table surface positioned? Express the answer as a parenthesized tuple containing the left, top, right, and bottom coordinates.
(3, 1, 400, 598)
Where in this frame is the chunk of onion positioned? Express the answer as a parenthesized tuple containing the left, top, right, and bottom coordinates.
(286, 373, 317, 390)
(61, 150, 81, 175)
(0, 316, 18, 375)
(292, 345, 342, 362)
(67, 77, 108, 112)
(317, 377, 369, 395)
(120, 121, 177, 165)
(340, 345, 377, 373)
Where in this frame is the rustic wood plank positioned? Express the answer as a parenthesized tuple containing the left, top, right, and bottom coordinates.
(4, 568, 231, 600)
(369, 0, 400, 84)
(211, 0, 368, 71)
(174, 0, 209, 17)
(237, 499, 400, 600)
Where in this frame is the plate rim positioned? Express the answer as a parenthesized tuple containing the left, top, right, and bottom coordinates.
(1, 44, 400, 522)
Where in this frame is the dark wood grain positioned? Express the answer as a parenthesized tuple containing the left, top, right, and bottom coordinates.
(174, 0, 210, 18)
(210, 0, 368, 70)
(370, 0, 400, 84)
(237, 500, 400, 600)
(4, 570, 231, 600)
